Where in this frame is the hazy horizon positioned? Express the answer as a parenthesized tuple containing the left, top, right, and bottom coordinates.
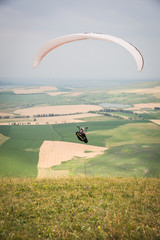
(0, 77, 159, 89)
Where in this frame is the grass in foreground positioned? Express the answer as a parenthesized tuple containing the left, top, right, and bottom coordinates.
(0, 177, 159, 240)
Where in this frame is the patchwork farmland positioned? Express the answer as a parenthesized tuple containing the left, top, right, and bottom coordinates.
(0, 81, 160, 240)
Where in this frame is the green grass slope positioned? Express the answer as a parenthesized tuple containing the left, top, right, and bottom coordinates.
(0, 177, 159, 240)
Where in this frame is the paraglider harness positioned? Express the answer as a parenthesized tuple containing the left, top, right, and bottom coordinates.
(76, 126, 88, 143)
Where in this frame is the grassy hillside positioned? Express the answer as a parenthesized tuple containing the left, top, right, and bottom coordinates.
(0, 177, 159, 240)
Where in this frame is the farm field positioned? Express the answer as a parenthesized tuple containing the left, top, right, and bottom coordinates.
(52, 121, 160, 178)
(0, 113, 100, 125)
(13, 104, 102, 117)
(0, 80, 160, 178)
(38, 141, 107, 168)
(0, 119, 159, 178)
(12, 86, 58, 94)
(0, 80, 160, 115)
(108, 85, 160, 96)
(0, 121, 127, 178)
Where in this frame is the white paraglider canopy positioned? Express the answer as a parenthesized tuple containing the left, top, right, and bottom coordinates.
(33, 32, 144, 72)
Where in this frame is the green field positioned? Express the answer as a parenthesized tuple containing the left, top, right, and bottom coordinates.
(0, 124, 61, 177)
(0, 177, 159, 240)
(0, 80, 160, 178)
(0, 121, 127, 177)
(0, 119, 160, 178)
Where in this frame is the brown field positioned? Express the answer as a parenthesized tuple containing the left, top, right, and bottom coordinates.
(108, 86, 160, 96)
(38, 141, 107, 168)
(126, 103, 160, 111)
(13, 86, 58, 94)
(109, 113, 130, 120)
(65, 92, 84, 97)
(150, 119, 160, 125)
(0, 134, 9, 145)
(14, 104, 103, 117)
(37, 168, 68, 178)
(47, 92, 68, 96)
(0, 112, 14, 118)
(0, 113, 100, 126)
(32, 113, 100, 125)
(134, 110, 148, 114)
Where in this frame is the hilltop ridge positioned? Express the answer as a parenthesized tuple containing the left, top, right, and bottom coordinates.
(0, 176, 159, 239)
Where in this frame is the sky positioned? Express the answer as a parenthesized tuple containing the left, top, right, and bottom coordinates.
(0, 0, 160, 84)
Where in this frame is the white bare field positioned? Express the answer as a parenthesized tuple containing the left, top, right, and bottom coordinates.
(13, 86, 58, 94)
(38, 141, 107, 168)
(14, 104, 103, 117)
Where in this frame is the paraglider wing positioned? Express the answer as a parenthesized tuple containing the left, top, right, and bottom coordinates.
(33, 33, 144, 71)
(33, 32, 144, 71)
